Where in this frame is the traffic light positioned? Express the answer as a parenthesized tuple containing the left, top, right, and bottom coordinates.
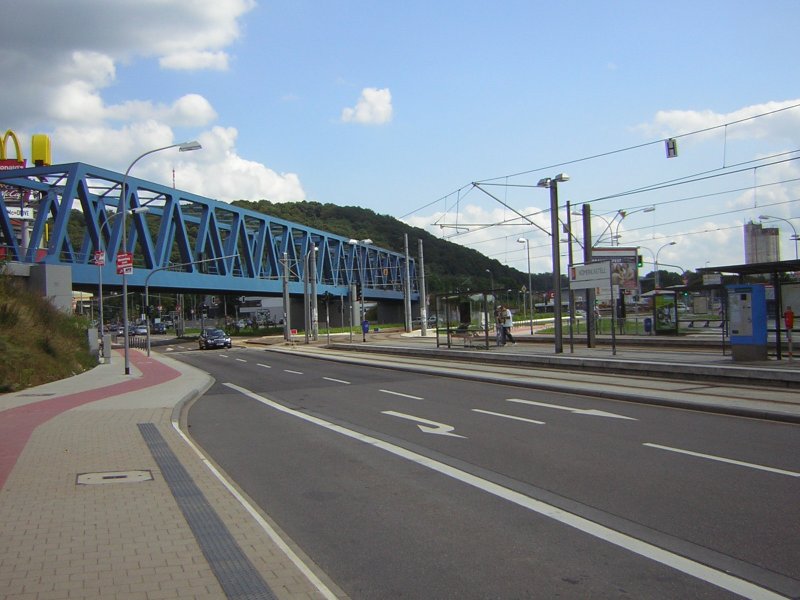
(637, 255, 644, 268)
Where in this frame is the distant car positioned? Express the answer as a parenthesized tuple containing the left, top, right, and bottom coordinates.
(151, 322, 167, 334)
(133, 324, 148, 335)
(198, 328, 232, 350)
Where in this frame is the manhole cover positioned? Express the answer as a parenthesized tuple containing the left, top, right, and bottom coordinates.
(76, 470, 153, 485)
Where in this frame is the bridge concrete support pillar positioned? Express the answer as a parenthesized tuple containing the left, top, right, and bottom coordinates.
(289, 297, 306, 332)
(14, 263, 74, 313)
(324, 296, 348, 329)
(377, 301, 404, 325)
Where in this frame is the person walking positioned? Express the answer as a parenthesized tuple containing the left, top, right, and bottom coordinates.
(495, 305, 506, 346)
(502, 305, 516, 345)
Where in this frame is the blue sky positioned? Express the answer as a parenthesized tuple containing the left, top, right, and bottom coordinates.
(2, 1, 799, 275)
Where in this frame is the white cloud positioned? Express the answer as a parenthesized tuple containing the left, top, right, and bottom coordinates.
(187, 127, 306, 203)
(0, 1, 256, 127)
(105, 95, 218, 127)
(341, 88, 393, 125)
(159, 51, 230, 71)
(0, 1, 306, 205)
(637, 99, 800, 142)
(404, 203, 552, 271)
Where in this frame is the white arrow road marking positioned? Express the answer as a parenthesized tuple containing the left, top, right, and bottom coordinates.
(644, 443, 800, 478)
(472, 409, 545, 425)
(323, 377, 351, 384)
(380, 389, 423, 400)
(507, 399, 637, 420)
(223, 382, 785, 599)
(382, 410, 466, 438)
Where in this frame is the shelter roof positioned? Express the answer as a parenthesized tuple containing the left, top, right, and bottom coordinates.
(696, 259, 800, 276)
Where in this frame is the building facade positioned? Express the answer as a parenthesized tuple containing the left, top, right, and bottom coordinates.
(744, 222, 780, 264)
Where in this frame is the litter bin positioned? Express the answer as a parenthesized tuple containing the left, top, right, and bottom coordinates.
(644, 317, 652, 334)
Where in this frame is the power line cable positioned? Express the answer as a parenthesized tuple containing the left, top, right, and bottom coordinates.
(402, 103, 800, 218)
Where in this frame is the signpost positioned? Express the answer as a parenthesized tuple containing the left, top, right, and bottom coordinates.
(570, 261, 617, 355)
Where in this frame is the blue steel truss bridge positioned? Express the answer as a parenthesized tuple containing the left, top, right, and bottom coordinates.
(0, 162, 418, 304)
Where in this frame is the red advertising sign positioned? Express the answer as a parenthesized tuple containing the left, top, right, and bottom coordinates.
(94, 251, 106, 266)
(116, 252, 133, 275)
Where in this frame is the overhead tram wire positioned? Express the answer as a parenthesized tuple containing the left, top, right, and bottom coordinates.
(473, 101, 800, 185)
(579, 150, 800, 208)
(446, 151, 800, 240)
(400, 102, 800, 220)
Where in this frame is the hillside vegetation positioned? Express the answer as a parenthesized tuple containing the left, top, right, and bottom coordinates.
(0, 270, 95, 392)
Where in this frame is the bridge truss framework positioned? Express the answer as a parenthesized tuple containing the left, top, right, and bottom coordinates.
(0, 162, 417, 301)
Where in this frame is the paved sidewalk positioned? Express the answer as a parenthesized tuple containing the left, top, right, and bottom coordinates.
(0, 349, 340, 600)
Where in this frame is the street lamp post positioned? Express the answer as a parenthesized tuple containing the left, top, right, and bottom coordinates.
(120, 140, 201, 375)
(654, 241, 677, 289)
(759, 215, 799, 260)
(485, 269, 494, 299)
(613, 207, 655, 246)
(302, 245, 318, 344)
(537, 173, 569, 353)
(517, 237, 533, 335)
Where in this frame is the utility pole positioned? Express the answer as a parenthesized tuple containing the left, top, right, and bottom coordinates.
(418, 238, 428, 336)
(404, 234, 412, 332)
(282, 252, 291, 341)
(583, 203, 596, 348)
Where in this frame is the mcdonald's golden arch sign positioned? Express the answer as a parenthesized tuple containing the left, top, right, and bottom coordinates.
(0, 130, 25, 170)
(0, 129, 52, 170)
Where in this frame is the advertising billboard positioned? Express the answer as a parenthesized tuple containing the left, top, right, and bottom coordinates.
(591, 247, 639, 293)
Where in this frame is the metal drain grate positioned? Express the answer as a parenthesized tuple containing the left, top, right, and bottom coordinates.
(138, 422, 277, 600)
(77, 470, 153, 485)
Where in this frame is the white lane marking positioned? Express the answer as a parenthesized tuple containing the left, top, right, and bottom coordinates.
(257, 363, 272, 369)
(472, 409, 545, 425)
(323, 377, 351, 384)
(224, 382, 785, 600)
(508, 398, 637, 420)
(236, 358, 247, 363)
(644, 443, 800, 478)
(284, 369, 304, 375)
(380, 389, 423, 400)
(382, 410, 466, 438)
(170, 418, 338, 600)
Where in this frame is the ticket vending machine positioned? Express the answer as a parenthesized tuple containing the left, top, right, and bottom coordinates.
(727, 284, 767, 361)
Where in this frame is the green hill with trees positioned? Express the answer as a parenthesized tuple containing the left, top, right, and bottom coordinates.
(232, 199, 558, 297)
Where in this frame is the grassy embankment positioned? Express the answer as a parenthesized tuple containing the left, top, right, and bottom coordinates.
(0, 272, 96, 392)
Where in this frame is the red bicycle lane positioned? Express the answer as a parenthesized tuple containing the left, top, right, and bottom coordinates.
(0, 351, 181, 490)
